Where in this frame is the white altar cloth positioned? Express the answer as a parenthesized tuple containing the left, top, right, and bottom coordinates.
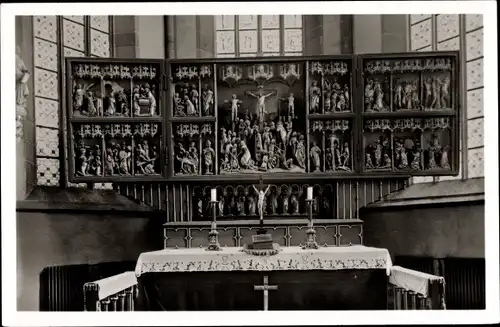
(135, 245, 392, 277)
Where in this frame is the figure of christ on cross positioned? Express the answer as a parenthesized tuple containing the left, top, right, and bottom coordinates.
(252, 177, 270, 232)
(245, 86, 277, 124)
(254, 275, 278, 311)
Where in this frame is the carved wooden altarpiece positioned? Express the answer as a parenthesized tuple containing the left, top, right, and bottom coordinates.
(65, 53, 460, 245)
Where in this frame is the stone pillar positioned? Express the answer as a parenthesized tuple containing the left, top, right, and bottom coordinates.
(304, 15, 323, 56)
(113, 16, 165, 59)
(165, 16, 175, 59)
(197, 16, 215, 58)
(113, 16, 138, 58)
(381, 15, 408, 53)
(175, 16, 198, 58)
(135, 16, 165, 59)
(353, 15, 383, 54)
(322, 15, 342, 55)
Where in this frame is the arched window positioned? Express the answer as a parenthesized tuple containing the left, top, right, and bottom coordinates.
(216, 15, 303, 57)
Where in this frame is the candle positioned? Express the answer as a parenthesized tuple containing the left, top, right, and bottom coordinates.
(307, 187, 313, 200)
(211, 189, 217, 202)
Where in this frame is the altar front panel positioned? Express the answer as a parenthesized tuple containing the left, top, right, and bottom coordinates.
(134, 245, 391, 311)
(136, 269, 388, 311)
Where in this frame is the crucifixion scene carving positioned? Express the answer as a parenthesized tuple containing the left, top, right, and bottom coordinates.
(217, 62, 308, 174)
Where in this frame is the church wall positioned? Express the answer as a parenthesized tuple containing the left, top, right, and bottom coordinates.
(362, 202, 484, 260)
(16, 211, 163, 311)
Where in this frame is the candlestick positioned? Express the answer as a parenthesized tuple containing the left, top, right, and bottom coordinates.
(302, 199, 319, 250)
(307, 187, 313, 200)
(206, 200, 221, 251)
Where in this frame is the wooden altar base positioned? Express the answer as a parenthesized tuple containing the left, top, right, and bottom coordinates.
(136, 269, 387, 311)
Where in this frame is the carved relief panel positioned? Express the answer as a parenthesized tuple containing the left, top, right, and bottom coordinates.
(67, 58, 165, 182)
(360, 53, 459, 176)
(172, 123, 215, 176)
(69, 61, 162, 118)
(362, 55, 455, 113)
(170, 63, 215, 118)
(216, 61, 307, 175)
(308, 59, 353, 115)
(192, 183, 335, 220)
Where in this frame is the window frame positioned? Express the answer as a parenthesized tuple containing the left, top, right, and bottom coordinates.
(215, 15, 305, 58)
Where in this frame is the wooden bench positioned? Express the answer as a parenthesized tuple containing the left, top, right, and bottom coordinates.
(388, 265, 446, 310)
(83, 271, 138, 311)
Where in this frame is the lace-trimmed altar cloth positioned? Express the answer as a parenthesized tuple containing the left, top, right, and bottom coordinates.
(135, 245, 392, 277)
(389, 265, 445, 297)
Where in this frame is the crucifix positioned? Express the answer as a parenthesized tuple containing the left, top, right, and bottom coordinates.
(245, 86, 277, 126)
(254, 275, 278, 311)
(251, 176, 269, 233)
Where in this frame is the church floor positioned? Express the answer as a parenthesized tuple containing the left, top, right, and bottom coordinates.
(136, 270, 387, 311)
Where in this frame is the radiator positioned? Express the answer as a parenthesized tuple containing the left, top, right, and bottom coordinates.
(40, 261, 136, 311)
(443, 258, 485, 309)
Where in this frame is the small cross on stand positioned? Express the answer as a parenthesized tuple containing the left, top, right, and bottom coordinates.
(254, 275, 278, 311)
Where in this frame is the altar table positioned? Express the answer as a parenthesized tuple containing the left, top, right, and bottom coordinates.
(134, 246, 392, 311)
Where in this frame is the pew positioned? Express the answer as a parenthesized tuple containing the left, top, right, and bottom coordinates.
(83, 271, 138, 311)
(388, 266, 446, 310)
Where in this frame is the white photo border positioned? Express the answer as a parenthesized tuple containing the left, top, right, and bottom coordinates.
(2, 1, 498, 326)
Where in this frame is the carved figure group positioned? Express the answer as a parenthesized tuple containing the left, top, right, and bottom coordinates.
(323, 78, 350, 113)
(132, 83, 157, 116)
(174, 84, 200, 117)
(365, 137, 392, 170)
(175, 142, 199, 175)
(197, 185, 332, 218)
(425, 133, 450, 170)
(219, 117, 306, 174)
(393, 137, 421, 171)
(97, 139, 158, 177)
(365, 78, 389, 112)
(73, 82, 104, 117)
(135, 140, 159, 175)
(423, 76, 451, 110)
(76, 142, 102, 176)
(325, 135, 351, 172)
(393, 78, 420, 111)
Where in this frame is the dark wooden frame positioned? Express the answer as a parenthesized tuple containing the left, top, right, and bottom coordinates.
(64, 52, 460, 184)
(357, 51, 460, 177)
(66, 57, 167, 183)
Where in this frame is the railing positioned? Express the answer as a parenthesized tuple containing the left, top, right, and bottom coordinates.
(83, 271, 138, 311)
(388, 266, 446, 310)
